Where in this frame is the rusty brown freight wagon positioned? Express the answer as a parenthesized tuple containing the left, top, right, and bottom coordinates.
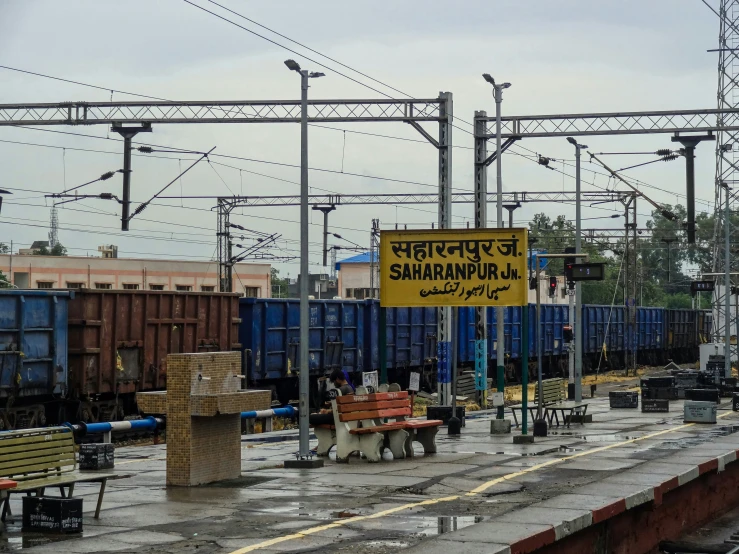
(66, 290, 241, 422)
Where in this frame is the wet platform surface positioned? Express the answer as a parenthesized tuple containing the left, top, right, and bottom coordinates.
(4, 395, 739, 553)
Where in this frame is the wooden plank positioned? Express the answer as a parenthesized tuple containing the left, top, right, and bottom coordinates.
(0, 445, 74, 464)
(350, 422, 407, 435)
(336, 391, 409, 404)
(0, 456, 75, 476)
(0, 440, 74, 457)
(12, 473, 113, 491)
(403, 420, 443, 429)
(339, 407, 412, 422)
(339, 400, 409, 413)
(0, 432, 71, 449)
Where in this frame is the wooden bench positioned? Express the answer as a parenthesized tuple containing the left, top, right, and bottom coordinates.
(329, 390, 442, 462)
(0, 426, 117, 520)
(510, 378, 589, 428)
(311, 383, 403, 457)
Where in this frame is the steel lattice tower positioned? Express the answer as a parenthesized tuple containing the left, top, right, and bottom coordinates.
(713, 0, 739, 356)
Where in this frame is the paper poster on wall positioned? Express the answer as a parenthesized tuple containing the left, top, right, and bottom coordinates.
(409, 372, 421, 392)
(362, 371, 378, 390)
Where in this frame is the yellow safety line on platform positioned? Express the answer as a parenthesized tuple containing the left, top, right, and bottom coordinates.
(224, 409, 736, 554)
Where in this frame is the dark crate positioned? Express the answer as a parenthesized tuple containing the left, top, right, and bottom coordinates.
(733, 393, 739, 412)
(641, 387, 676, 400)
(427, 406, 465, 426)
(685, 389, 720, 404)
(22, 497, 82, 533)
(642, 399, 669, 413)
(720, 378, 738, 397)
(641, 377, 676, 389)
(609, 391, 638, 409)
(79, 443, 114, 470)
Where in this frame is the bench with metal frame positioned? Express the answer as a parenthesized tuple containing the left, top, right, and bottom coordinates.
(321, 389, 442, 462)
(311, 383, 397, 457)
(510, 378, 589, 428)
(0, 426, 117, 520)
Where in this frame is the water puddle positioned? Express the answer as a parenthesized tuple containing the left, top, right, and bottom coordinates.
(365, 540, 413, 549)
(446, 448, 560, 457)
(549, 432, 642, 442)
(4, 532, 77, 551)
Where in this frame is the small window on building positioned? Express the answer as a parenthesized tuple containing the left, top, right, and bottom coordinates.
(37, 281, 54, 289)
(200, 285, 215, 292)
(122, 283, 140, 290)
(95, 283, 112, 290)
(175, 285, 193, 292)
(243, 286, 260, 298)
(345, 289, 354, 299)
(66, 282, 84, 289)
(149, 284, 165, 291)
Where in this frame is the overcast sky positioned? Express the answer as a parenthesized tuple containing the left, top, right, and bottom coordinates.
(0, 0, 722, 278)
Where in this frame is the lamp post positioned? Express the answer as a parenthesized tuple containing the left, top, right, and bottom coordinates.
(284, 59, 325, 469)
(566, 137, 587, 403)
(483, 73, 511, 420)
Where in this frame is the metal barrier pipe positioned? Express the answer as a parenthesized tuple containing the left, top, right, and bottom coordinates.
(241, 406, 295, 419)
(65, 416, 164, 437)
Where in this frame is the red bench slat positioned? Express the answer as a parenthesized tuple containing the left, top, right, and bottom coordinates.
(339, 407, 412, 422)
(403, 419, 443, 429)
(336, 391, 409, 404)
(349, 422, 407, 435)
(339, 400, 409, 413)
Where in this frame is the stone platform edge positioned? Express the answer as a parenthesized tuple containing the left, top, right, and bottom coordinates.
(454, 447, 739, 554)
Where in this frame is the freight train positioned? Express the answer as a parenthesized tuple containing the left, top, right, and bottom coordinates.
(0, 289, 712, 428)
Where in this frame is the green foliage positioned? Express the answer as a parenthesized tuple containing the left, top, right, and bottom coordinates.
(33, 243, 67, 256)
(271, 268, 289, 298)
(530, 205, 711, 309)
(0, 243, 8, 254)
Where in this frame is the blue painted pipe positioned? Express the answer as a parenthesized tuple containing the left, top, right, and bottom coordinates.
(241, 406, 295, 419)
(65, 416, 163, 437)
(64, 407, 295, 437)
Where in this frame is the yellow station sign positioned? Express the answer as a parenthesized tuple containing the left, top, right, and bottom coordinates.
(379, 228, 528, 307)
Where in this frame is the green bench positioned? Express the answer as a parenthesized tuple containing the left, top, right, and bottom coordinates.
(510, 378, 589, 428)
(0, 426, 118, 520)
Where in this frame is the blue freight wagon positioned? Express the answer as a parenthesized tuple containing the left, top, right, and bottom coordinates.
(580, 305, 627, 371)
(634, 307, 665, 365)
(239, 297, 367, 402)
(365, 301, 437, 387)
(0, 290, 71, 428)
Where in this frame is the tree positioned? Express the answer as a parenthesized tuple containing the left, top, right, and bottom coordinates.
(33, 243, 67, 256)
(271, 268, 289, 298)
(0, 243, 8, 254)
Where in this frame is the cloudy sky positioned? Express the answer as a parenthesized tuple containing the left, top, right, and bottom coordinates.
(0, 0, 722, 279)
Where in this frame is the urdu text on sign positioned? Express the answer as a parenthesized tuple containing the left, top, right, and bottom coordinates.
(379, 228, 528, 307)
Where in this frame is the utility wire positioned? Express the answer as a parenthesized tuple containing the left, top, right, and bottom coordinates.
(129, 147, 215, 220)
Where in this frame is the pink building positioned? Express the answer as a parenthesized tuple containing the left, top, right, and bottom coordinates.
(0, 250, 271, 296)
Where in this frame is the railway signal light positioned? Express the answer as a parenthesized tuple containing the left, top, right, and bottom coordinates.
(691, 280, 715, 296)
(548, 276, 557, 297)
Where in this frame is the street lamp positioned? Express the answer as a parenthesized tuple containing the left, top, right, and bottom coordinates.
(482, 73, 511, 421)
(284, 59, 325, 469)
(565, 137, 588, 403)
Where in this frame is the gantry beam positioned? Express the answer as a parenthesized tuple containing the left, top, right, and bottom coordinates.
(202, 191, 635, 207)
(0, 99, 443, 125)
(480, 108, 739, 138)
